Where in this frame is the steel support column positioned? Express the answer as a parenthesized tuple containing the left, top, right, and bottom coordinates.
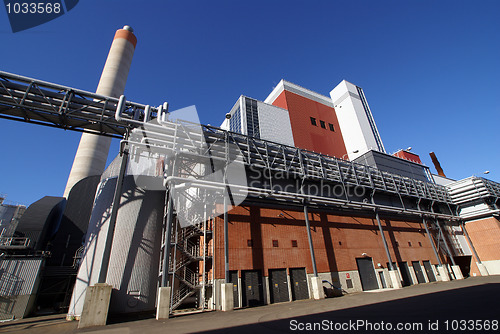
(98, 144, 129, 283)
(303, 204, 318, 277)
(161, 194, 174, 287)
(436, 220, 456, 266)
(374, 209, 395, 271)
(423, 218, 442, 266)
(224, 187, 229, 283)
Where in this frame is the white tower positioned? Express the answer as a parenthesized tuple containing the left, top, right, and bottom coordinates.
(63, 26, 137, 198)
(330, 80, 385, 161)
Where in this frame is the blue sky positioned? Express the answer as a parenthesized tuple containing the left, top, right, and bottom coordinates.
(1, 1, 499, 205)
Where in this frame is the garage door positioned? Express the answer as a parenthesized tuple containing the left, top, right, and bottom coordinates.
(290, 268, 309, 300)
(356, 257, 379, 291)
(412, 261, 426, 283)
(398, 262, 413, 287)
(422, 261, 436, 282)
(269, 269, 289, 303)
(241, 270, 264, 307)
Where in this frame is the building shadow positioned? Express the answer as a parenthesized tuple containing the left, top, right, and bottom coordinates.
(193, 283, 500, 334)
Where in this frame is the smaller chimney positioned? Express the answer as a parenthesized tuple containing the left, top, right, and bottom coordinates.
(429, 152, 446, 177)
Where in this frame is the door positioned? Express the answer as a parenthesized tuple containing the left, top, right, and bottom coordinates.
(356, 257, 379, 291)
(290, 268, 309, 300)
(241, 270, 264, 307)
(228, 270, 239, 308)
(378, 271, 387, 288)
(422, 261, 436, 282)
(269, 269, 289, 303)
(412, 261, 426, 283)
(398, 262, 413, 286)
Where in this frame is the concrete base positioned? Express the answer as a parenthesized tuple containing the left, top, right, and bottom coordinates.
(437, 266, 450, 282)
(388, 270, 402, 289)
(220, 283, 234, 311)
(310, 276, 325, 300)
(78, 283, 112, 329)
(156, 287, 171, 320)
(477, 263, 490, 276)
(451, 265, 464, 280)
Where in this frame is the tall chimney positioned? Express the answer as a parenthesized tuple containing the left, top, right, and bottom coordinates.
(429, 151, 446, 178)
(63, 26, 137, 198)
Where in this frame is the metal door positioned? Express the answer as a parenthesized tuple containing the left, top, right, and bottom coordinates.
(356, 257, 379, 291)
(422, 261, 436, 282)
(228, 270, 239, 308)
(269, 269, 289, 303)
(398, 262, 413, 286)
(241, 270, 264, 307)
(290, 268, 309, 300)
(412, 261, 426, 283)
(378, 271, 387, 288)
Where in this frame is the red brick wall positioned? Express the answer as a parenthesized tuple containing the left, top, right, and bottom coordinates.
(214, 205, 445, 279)
(464, 217, 500, 261)
(271, 90, 347, 158)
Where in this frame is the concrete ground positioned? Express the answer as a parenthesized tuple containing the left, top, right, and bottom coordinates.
(1, 275, 499, 334)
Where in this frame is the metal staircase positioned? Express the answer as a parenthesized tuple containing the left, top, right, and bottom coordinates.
(158, 214, 214, 312)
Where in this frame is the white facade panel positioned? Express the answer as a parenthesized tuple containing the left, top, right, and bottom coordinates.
(432, 174, 456, 186)
(330, 80, 385, 160)
(220, 118, 229, 130)
(257, 101, 294, 146)
(483, 260, 500, 275)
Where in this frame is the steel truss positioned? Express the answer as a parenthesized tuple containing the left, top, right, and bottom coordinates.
(0, 71, 151, 138)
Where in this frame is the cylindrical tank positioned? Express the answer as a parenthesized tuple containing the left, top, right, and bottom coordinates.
(63, 26, 137, 198)
(68, 156, 165, 317)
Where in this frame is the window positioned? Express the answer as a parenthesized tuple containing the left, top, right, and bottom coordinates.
(291, 240, 298, 247)
(338, 241, 342, 246)
(320, 120, 326, 129)
(247, 239, 253, 247)
(329, 123, 335, 132)
(408, 242, 412, 247)
(310, 117, 317, 126)
(272, 240, 279, 247)
(245, 97, 260, 139)
(418, 242, 422, 247)
(229, 107, 241, 133)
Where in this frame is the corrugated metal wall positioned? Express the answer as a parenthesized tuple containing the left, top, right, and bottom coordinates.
(0, 258, 43, 320)
(68, 174, 164, 317)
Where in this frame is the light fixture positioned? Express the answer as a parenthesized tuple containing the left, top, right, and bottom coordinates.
(225, 113, 232, 119)
(341, 150, 359, 161)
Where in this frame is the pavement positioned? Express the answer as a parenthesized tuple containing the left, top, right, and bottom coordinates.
(1, 275, 499, 334)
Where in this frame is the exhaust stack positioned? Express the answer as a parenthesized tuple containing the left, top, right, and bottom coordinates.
(429, 152, 446, 178)
(63, 26, 137, 198)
